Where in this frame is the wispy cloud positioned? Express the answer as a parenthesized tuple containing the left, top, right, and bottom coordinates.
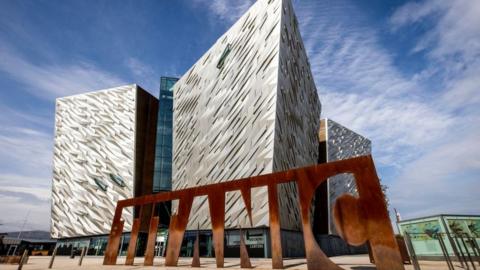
(124, 57, 158, 94)
(0, 40, 130, 232)
(0, 193, 50, 232)
(390, 130, 480, 218)
(0, 97, 54, 232)
(0, 104, 53, 225)
(191, 0, 255, 23)
(186, 0, 479, 223)
(0, 42, 126, 100)
(0, 13, 132, 232)
(295, 1, 453, 166)
(295, 0, 480, 219)
(0, 0, 478, 232)
(322, 92, 453, 167)
(0, 126, 52, 174)
(386, 0, 480, 219)
(0, 189, 48, 204)
(390, 0, 480, 113)
(390, 0, 480, 61)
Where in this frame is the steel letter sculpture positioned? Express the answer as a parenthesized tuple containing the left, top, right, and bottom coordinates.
(103, 155, 404, 270)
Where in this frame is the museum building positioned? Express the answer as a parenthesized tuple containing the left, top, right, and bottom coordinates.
(51, 0, 371, 258)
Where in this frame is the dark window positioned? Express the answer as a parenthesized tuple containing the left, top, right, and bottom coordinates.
(216, 44, 232, 69)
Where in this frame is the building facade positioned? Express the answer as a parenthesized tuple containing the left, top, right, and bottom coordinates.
(172, 0, 320, 232)
(313, 118, 372, 235)
(51, 85, 158, 255)
(48, 0, 376, 259)
(171, 0, 319, 257)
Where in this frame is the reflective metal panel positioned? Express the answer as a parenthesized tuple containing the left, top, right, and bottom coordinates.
(52, 85, 137, 238)
(171, 0, 320, 231)
(324, 118, 372, 234)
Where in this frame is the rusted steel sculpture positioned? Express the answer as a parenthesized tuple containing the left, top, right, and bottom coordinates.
(191, 228, 200, 267)
(144, 205, 160, 266)
(239, 227, 252, 268)
(103, 155, 404, 270)
(125, 206, 142, 265)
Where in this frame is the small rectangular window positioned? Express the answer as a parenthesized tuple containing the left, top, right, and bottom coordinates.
(216, 43, 232, 69)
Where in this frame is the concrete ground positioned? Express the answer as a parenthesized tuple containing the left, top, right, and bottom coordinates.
(3, 255, 462, 270)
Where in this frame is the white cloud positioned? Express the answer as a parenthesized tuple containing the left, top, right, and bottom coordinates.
(391, 0, 480, 61)
(385, 0, 480, 218)
(0, 38, 129, 233)
(126, 57, 153, 78)
(390, 129, 480, 219)
(442, 64, 480, 110)
(0, 43, 126, 99)
(0, 173, 51, 201)
(295, 1, 454, 167)
(0, 102, 53, 232)
(124, 57, 157, 95)
(0, 127, 52, 175)
(0, 173, 50, 189)
(0, 194, 50, 232)
(0, 0, 478, 232)
(322, 92, 453, 167)
(295, 0, 480, 219)
(390, 0, 480, 112)
(191, 0, 255, 23)
(389, 1, 444, 31)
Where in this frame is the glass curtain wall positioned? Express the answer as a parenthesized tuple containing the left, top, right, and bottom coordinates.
(153, 77, 178, 192)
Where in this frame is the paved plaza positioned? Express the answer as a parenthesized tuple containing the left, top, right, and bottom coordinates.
(2, 255, 460, 270)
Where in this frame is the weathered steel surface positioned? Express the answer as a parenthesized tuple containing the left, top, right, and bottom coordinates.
(333, 172, 404, 270)
(144, 205, 159, 266)
(125, 216, 141, 265)
(103, 205, 124, 265)
(268, 183, 284, 269)
(191, 228, 200, 267)
(103, 155, 404, 270)
(297, 171, 343, 270)
(208, 192, 225, 268)
(165, 194, 194, 266)
(240, 187, 253, 226)
(125, 218, 140, 265)
(240, 228, 252, 268)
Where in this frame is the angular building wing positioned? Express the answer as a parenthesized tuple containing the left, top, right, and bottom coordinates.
(51, 85, 157, 238)
(172, 0, 320, 231)
(316, 118, 372, 234)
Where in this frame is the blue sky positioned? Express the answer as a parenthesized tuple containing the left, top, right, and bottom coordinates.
(0, 0, 479, 232)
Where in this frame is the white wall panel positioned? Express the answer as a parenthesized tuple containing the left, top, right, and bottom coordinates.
(172, 0, 320, 230)
(51, 85, 137, 238)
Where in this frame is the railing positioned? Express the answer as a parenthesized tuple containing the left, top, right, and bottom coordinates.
(403, 232, 480, 270)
